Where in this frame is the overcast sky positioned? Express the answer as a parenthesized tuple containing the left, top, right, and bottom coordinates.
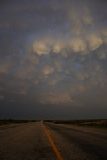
(0, 0, 107, 119)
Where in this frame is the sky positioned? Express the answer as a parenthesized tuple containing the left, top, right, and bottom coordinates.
(0, 0, 107, 119)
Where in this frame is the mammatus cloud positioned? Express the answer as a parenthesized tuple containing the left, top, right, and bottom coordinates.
(39, 92, 73, 105)
(68, 6, 94, 32)
(69, 38, 87, 53)
(97, 52, 107, 60)
(33, 40, 50, 56)
(87, 34, 103, 51)
(0, 0, 107, 122)
(74, 63, 103, 81)
(32, 38, 65, 55)
(14, 54, 38, 80)
(42, 65, 54, 76)
(48, 79, 58, 86)
(52, 42, 64, 53)
(48, 74, 63, 86)
(31, 5, 107, 56)
(32, 30, 107, 56)
(75, 72, 89, 81)
(101, 29, 107, 45)
(69, 84, 88, 95)
(15, 65, 35, 80)
(54, 61, 62, 72)
(0, 61, 13, 75)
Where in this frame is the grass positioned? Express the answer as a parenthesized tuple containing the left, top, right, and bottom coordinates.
(0, 119, 37, 126)
(1, 119, 107, 128)
(44, 119, 107, 128)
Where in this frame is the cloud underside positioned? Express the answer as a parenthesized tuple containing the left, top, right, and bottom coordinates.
(39, 92, 73, 105)
(31, 6, 107, 56)
(32, 32, 107, 56)
(0, 0, 107, 107)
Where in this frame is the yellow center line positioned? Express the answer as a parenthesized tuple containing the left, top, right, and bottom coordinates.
(42, 124, 64, 160)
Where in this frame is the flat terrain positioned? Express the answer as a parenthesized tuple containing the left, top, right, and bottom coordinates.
(0, 122, 55, 160)
(0, 122, 107, 160)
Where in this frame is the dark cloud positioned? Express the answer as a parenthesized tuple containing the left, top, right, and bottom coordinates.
(0, 0, 107, 119)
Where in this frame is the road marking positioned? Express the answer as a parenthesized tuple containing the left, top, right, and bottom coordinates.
(43, 124, 64, 160)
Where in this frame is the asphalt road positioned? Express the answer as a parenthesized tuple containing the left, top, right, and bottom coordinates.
(0, 122, 107, 160)
(47, 123, 107, 160)
(0, 122, 55, 160)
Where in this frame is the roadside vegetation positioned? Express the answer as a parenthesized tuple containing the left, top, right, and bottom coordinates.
(45, 119, 107, 128)
(1, 119, 107, 128)
(0, 119, 37, 126)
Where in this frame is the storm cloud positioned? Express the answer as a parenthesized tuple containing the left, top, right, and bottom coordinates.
(0, 0, 107, 119)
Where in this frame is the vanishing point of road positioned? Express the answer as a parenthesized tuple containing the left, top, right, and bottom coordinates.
(0, 122, 107, 160)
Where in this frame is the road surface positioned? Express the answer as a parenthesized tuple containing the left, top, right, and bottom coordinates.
(47, 123, 107, 160)
(0, 122, 107, 160)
